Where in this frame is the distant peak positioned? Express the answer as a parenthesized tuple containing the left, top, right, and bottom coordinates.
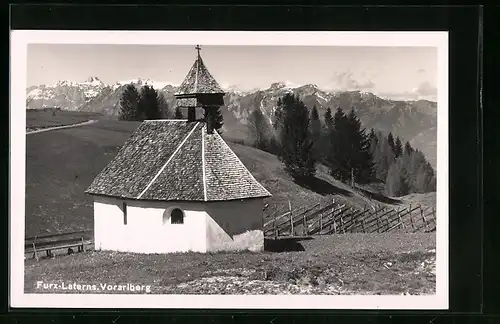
(86, 76, 101, 83)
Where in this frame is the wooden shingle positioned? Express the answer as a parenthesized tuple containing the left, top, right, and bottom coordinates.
(175, 54, 224, 96)
(86, 120, 272, 202)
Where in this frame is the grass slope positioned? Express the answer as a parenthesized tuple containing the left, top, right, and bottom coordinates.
(25, 118, 435, 237)
(25, 233, 436, 295)
(26, 110, 102, 128)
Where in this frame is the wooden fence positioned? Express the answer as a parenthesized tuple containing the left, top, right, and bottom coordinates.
(264, 200, 436, 238)
(25, 230, 93, 261)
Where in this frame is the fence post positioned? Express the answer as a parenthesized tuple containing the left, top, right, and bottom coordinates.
(386, 211, 391, 231)
(273, 214, 277, 238)
(397, 207, 402, 230)
(421, 205, 428, 231)
(289, 200, 293, 236)
(81, 236, 86, 252)
(340, 211, 345, 234)
(303, 208, 307, 236)
(33, 236, 38, 261)
(320, 211, 323, 234)
(410, 206, 416, 232)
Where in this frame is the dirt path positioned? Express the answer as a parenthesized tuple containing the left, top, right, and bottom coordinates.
(26, 119, 98, 135)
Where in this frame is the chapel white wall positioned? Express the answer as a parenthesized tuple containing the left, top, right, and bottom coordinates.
(205, 198, 264, 252)
(93, 196, 207, 253)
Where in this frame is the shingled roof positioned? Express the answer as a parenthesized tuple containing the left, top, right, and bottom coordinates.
(175, 52, 225, 96)
(85, 120, 272, 202)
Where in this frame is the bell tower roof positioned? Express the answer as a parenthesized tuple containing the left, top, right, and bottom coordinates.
(175, 45, 225, 97)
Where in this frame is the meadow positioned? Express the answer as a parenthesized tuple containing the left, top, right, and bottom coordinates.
(24, 112, 437, 295)
(25, 233, 436, 295)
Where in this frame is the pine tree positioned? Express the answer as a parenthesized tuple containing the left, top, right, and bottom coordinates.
(118, 84, 140, 121)
(157, 92, 169, 119)
(279, 93, 316, 181)
(320, 107, 334, 166)
(248, 108, 271, 150)
(310, 105, 322, 160)
(404, 141, 414, 156)
(394, 136, 403, 158)
(272, 98, 285, 157)
(373, 134, 395, 181)
(385, 159, 409, 197)
(137, 85, 161, 120)
(273, 98, 283, 130)
(344, 108, 375, 184)
(324, 107, 334, 130)
(369, 129, 378, 158)
(174, 106, 183, 119)
(204, 106, 224, 134)
(326, 107, 348, 181)
(387, 132, 395, 153)
(369, 128, 376, 140)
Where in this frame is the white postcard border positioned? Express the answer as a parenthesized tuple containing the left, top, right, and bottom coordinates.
(10, 30, 449, 309)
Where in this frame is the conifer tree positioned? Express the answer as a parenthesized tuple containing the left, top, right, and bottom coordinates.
(369, 128, 376, 140)
(327, 107, 348, 181)
(385, 159, 409, 197)
(373, 133, 395, 181)
(404, 141, 414, 156)
(174, 106, 183, 119)
(394, 136, 403, 158)
(345, 108, 375, 184)
(137, 85, 161, 120)
(118, 84, 140, 121)
(387, 132, 395, 153)
(279, 93, 316, 181)
(272, 98, 285, 156)
(310, 105, 322, 159)
(248, 108, 271, 150)
(273, 98, 283, 130)
(320, 107, 335, 165)
(157, 92, 169, 119)
(369, 129, 378, 158)
(204, 106, 224, 134)
(324, 107, 334, 130)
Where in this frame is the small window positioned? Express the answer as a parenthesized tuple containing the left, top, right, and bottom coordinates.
(123, 202, 127, 225)
(170, 208, 184, 224)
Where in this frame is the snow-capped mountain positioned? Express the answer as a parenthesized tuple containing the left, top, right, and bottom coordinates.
(26, 77, 437, 166)
(112, 78, 177, 91)
(26, 77, 107, 109)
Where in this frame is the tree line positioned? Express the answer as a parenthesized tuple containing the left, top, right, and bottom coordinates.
(119, 84, 224, 133)
(247, 92, 436, 197)
(119, 84, 171, 121)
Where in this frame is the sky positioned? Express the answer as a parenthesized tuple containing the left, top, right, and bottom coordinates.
(27, 44, 438, 101)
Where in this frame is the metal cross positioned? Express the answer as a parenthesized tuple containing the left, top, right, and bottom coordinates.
(195, 45, 201, 55)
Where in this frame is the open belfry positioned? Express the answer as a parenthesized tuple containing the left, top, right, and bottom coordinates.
(86, 46, 272, 254)
(174, 45, 225, 133)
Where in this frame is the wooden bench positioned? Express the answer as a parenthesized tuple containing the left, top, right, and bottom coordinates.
(25, 230, 93, 261)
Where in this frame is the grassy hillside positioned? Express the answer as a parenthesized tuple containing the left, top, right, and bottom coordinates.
(26, 110, 103, 128)
(25, 233, 436, 295)
(25, 118, 435, 237)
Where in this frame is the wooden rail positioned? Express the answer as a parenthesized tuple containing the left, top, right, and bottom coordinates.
(25, 230, 93, 261)
(264, 199, 436, 238)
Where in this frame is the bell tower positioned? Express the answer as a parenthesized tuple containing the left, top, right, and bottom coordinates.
(174, 45, 225, 134)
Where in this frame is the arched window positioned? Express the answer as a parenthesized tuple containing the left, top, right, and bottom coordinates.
(170, 208, 184, 224)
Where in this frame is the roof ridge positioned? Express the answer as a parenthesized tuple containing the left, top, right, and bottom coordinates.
(143, 119, 188, 122)
(201, 124, 207, 201)
(136, 122, 200, 199)
(212, 131, 272, 197)
(193, 55, 199, 93)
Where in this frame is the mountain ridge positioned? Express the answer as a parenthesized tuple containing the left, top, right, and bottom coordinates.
(26, 77, 438, 167)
